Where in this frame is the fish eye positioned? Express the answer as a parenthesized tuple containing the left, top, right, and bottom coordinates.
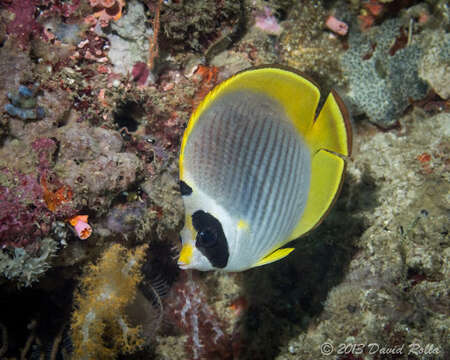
(196, 229, 217, 248)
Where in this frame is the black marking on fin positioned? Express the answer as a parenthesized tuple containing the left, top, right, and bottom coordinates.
(192, 210, 229, 268)
(179, 180, 193, 196)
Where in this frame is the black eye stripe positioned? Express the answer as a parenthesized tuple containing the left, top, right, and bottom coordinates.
(196, 229, 217, 248)
(192, 210, 216, 231)
(192, 210, 229, 268)
(179, 180, 193, 196)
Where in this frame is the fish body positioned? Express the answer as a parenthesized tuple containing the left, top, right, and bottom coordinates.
(178, 66, 351, 271)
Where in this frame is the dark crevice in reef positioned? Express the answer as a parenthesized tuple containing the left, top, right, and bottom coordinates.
(0, 279, 75, 359)
(114, 101, 144, 133)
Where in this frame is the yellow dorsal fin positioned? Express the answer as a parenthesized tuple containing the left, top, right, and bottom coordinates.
(211, 66, 321, 135)
(252, 248, 295, 268)
(180, 66, 322, 179)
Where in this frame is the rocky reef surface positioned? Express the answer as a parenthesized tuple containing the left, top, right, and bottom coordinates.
(0, 0, 448, 359)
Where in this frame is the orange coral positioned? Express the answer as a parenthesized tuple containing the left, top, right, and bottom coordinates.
(363, 0, 384, 17)
(417, 152, 431, 163)
(68, 215, 92, 240)
(191, 65, 219, 111)
(71, 244, 148, 359)
(358, 11, 375, 31)
(88, 0, 126, 27)
(417, 152, 433, 174)
(358, 1, 385, 31)
(41, 176, 72, 212)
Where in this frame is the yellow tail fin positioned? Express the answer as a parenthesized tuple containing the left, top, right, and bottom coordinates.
(306, 90, 352, 156)
(289, 91, 352, 240)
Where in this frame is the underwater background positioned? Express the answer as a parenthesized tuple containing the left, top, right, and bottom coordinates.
(0, 0, 448, 359)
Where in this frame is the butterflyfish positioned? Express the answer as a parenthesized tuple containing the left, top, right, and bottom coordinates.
(177, 66, 352, 271)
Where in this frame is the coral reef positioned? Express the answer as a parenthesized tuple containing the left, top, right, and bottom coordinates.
(71, 243, 148, 359)
(159, 0, 242, 52)
(419, 29, 450, 99)
(0, 36, 34, 139)
(0, 137, 76, 286)
(69, 215, 92, 240)
(274, 111, 449, 359)
(254, 6, 283, 35)
(3, 0, 42, 48)
(101, 0, 152, 76)
(86, 0, 126, 28)
(340, 18, 429, 128)
(141, 163, 184, 239)
(325, 15, 349, 36)
(277, 1, 345, 92)
(165, 271, 233, 360)
(0, 237, 58, 287)
(0, 168, 52, 249)
(0, 0, 448, 359)
(52, 120, 143, 216)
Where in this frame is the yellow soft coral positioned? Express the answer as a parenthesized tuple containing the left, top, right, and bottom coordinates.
(71, 244, 148, 359)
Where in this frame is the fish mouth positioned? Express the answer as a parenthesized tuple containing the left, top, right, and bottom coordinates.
(178, 243, 194, 268)
(177, 260, 189, 270)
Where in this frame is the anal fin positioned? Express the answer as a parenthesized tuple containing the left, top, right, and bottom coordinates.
(252, 248, 295, 268)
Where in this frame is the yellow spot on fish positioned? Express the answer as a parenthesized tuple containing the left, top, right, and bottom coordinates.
(237, 219, 250, 230)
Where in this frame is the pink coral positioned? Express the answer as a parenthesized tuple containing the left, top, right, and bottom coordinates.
(0, 168, 52, 248)
(31, 137, 57, 172)
(132, 62, 150, 86)
(69, 215, 92, 240)
(325, 15, 348, 36)
(166, 272, 232, 359)
(255, 6, 282, 35)
(53, 0, 81, 18)
(5, 0, 42, 48)
(87, 0, 126, 27)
